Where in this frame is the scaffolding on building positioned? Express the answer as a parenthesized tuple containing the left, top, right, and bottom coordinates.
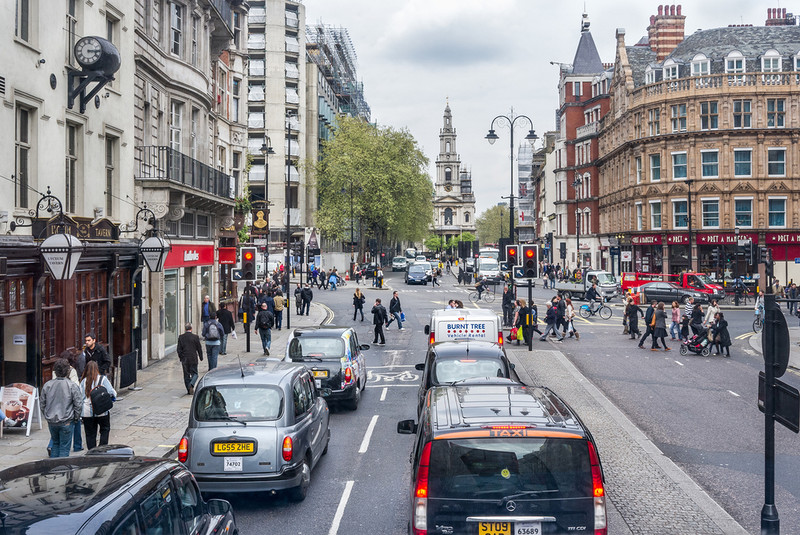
(306, 23, 371, 121)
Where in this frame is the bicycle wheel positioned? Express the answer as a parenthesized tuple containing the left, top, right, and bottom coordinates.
(469, 292, 479, 304)
(579, 305, 591, 319)
(483, 292, 495, 303)
(753, 317, 763, 333)
(599, 306, 612, 320)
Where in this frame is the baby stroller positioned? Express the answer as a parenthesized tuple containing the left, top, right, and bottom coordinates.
(679, 325, 711, 356)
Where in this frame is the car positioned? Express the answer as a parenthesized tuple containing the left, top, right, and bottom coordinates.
(415, 261, 433, 281)
(284, 326, 369, 409)
(0, 455, 237, 535)
(406, 264, 428, 285)
(638, 281, 709, 304)
(392, 256, 409, 271)
(180, 360, 331, 501)
(475, 257, 503, 283)
(364, 261, 379, 279)
(414, 340, 516, 415)
(397, 383, 607, 535)
(416, 255, 427, 263)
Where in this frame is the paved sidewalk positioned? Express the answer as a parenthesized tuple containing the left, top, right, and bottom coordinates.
(748, 324, 800, 370)
(506, 346, 748, 535)
(0, 303, 330, 470)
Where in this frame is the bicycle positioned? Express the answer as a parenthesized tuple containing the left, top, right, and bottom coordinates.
(753, 308, 764, 333)
(469, 289, 495, 304)
(579, 301, 613, 320)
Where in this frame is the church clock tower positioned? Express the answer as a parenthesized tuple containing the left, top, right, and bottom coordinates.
(436, 102, 461, 197)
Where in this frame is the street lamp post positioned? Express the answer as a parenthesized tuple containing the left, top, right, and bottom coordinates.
(285, 113, 295, 329)
(259, 136, 275, 267)
(572, 177, 582, 268)
(341, 183, 363, 277)
(486, 112, 537, 244)
(686, 178, 695, 272)
(734, 226, 740, 305)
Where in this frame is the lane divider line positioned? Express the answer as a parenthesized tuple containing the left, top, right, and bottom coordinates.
(358, 415, 379, 454)
(328, 480, 355, 535)
(380, 387, 388, 401)
(728, 390, 741, 397)
(674, 360, 684, 366)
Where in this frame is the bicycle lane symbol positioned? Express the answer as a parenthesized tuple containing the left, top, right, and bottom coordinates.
(368, 369, 419, 384)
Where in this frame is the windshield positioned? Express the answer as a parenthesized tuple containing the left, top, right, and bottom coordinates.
(593, 272, 615, 284)
(287, 337, 345, 361)
(433, 358, 506, 384)
(393, 257, 405, 263)
(417, 262, 432, 271)
(479, 259, 499, 271)
(429, 438, 591, 499)
(409, 266, 426, 275)
(195, 385, 283, 421)
(693, 274, 714, 286)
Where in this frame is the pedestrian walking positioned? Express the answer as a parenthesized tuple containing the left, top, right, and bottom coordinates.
(540, 302, 564, 342)
(670, 301, 681, 341)
(638, 300, 657, 349)
(41, 358, 83, 457)
(48, 351, 83, 453)
(710, 312, 731, 357)
(83, 333, 112, 376)
(294, 284, 303, 315)
(201, 312, 224, 370)
(273, 290, 284, 329)
(301, 284, 313, 315)
(388, 291, 404, 329)
(652, 302, 670, 351)
(329, 270, 339, 290)
(371, 298, 388, 345)
(80, 360, 116, 451)
(200, 295, 214, 323)
(255, 301, 275, 355)
(788, 283, 797, 315)
(216, 304, 235, 356)
(565, 298, 579, 340)
(502, 286, 515, 327)
(683, 297, 695, 321)
(353, 288, 366, 321)
(514, 299, 531, 346)
(627, 298, 643, 339)
(703, 299, 720, 328)
(177, 323, 203, 395)
(239, 289, 256, 334)
(432, 268, 440, 287)
(555, 294, 568, 336)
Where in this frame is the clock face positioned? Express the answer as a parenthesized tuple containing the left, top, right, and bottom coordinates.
(75, 37, 102, 67)
(444, 183, 453, 192)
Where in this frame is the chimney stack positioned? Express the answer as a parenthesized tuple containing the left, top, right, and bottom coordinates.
(647, 5, 686, 61)
(766, 6, 795, 25)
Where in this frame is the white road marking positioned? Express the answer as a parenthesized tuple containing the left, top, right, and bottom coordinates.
(370, 364, 417, 368)
(674, 360, 684, 366)
(365, 384, 417, 388)
(728, 390, 741, 397)
(380, 387, 388, 401)
(328, 480, 355, 535)
(358, 415, 379, 454)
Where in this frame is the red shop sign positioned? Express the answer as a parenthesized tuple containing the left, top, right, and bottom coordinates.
(666, 234, 690, 245)
(631, 234, 662, 245)
(696, 233, 757, 245)
(164, 244, 215, 269)
(766, 233, 800, 244)
(218, 247, 237, 265)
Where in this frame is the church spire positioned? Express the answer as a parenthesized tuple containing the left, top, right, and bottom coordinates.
(572, 12, 604, 74)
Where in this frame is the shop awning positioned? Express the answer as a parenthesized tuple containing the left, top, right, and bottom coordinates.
(219, 247, 237, 265)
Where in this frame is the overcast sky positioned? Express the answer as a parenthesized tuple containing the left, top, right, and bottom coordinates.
(302, 1, 780, 215)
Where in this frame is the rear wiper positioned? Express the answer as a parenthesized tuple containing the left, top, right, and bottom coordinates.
(215, 416, 247, 426)
(496, 489, 557, 505)
(298, 355, 323, 361)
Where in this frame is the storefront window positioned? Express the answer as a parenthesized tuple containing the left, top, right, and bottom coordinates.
(702, 200, 719, 228)
(701, 151, 718, 178)
(200, 267, 212, 304)
(734, 149, 752, 177)
(164, 270, 179, 348)
(768, 198, 786, 227)
(734, 199, 752, 227)
(673, 200, 688, 228)
(672, 152, 687, 179)
(768, 148, 786, 176)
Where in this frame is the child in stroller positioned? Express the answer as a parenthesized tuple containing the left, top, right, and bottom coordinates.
(680, 324, 712, 356)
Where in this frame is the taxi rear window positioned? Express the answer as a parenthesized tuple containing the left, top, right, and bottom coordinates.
(287, 337, 345, 361)
(432, 359, 506, 384)
(428, 438, 591, 499)
(195, 385, 283, 421)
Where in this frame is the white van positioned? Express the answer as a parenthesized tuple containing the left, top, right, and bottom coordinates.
(423, 309, 503, 346)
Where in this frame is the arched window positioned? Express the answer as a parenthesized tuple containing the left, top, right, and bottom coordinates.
(445, 167, 452, 181)
(726, 50, 745, 84)
(444, 208, 453, 225)
(446, 141, 451, 153)
(583, 207, 591, 234)
(691, 53, 709, 76)
(663, 59, 678, 80)
(464, 212, 470, 223)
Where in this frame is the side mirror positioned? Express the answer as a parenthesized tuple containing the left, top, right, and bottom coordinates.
(424, 325, 430, 335)
(414, 363, 425, 371)
(319, 388, 333, 398)
(397, 419, 417, 435)
(359, 344, 371, 351)
(207, 498, 232, 516)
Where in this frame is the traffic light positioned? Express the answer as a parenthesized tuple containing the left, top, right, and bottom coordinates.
(241, 247, 257, 281)
(760, 246, 774, 278)
(521, 244, 537, 278)
(711, 248, 720, 265)
(759, 246, 770, 264)
(506, 244, 519, 265)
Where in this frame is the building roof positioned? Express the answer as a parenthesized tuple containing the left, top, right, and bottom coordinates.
(666, 25, 800, 63)
(572, 30, 605, 74)
(626, 45, 657, 87)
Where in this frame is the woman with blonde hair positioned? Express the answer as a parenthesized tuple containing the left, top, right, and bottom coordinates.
(80, 361, 117, 450)
(352, 287, 366, 321)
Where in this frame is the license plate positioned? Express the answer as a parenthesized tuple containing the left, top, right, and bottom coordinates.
(213, 441, 255, 454)
(312, 370, 329, 378)
(223, 457, 242, 472)
(514, 524, 541, 535)
(477, 522, 541, 535)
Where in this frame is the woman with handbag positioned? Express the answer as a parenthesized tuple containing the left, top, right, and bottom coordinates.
(711, 312, 731, 357)
(565, 298, 579, 340)
(353, 288, 366, 321)
(80, 361, 117, 450)
(652, 302, 670, 351)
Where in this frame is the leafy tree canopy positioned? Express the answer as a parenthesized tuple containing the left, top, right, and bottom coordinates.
(476, 205, 516, 245)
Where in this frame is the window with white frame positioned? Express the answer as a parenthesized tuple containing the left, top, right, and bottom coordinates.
(702, 199, 719, 228)
(635, 157, 642, 183)
(635, 203, 643, 231)
(169, 101, 183, 153)
(769, 198, 786, 227)
(768, 148, 786, 176)
(650, 201, 662, 229)
(14, 104, 32, 208)
(795, 54, 800, 72)
(105, 136, 117, 217)
(734, 198, 752, 227)
(672, 152, 687, 179)
(645, 67, 656, 85)
(191, 15, 198, 66)
(650, 154, 661, 181)
(732, 99, 751, 128)
(673, 200, 688, 228)
(691, 54, 710, 76)
(15, 0, 33, 43)
(670, 103, 687, 132)
(726, 51, 745, 83)
(734, 149, 752, 176)
(701, 150, 719, 178)
(762, 49, 782, 80)
(573, 81, 581, 97)
(663, 62, 678, 80)
(170, 2, 183, 57)
(65, 123, 80, 214)
(767, 99, 785, 127)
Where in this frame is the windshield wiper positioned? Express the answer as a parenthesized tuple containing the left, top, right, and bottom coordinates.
(214, 416, 247, 426)
(496, 489, 557, 505)
(297, 355, 323, 361)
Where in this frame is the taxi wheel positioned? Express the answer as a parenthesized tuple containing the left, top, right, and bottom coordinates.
(348, 382, 361, 410)
(322, 429, 330, 456)
(288, 458, 311, 502)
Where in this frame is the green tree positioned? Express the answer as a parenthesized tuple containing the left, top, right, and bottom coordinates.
(424, 235, 445, 251)
(314, 116, 434, 255)
(476, 205, 515, 244)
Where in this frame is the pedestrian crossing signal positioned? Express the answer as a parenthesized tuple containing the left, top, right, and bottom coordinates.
(521, 245, 538, 278)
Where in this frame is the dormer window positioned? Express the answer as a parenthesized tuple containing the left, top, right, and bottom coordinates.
(663, 63, 678, 80)
(645, 66, 656, 85)
(726, 51, 745, 85)
(762, 49, 782, 72)
(691, 54, 710, 76)
(794, 52, 800, 71)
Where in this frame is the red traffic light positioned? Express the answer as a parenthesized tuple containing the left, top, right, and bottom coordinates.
(509, 248, 517, 257)
(525, 248, 535, 258)
(244, 251, 254, 261)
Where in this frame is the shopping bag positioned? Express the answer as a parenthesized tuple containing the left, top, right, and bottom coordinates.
(509, 327, 518, 341)
(400, 312, 405, 322)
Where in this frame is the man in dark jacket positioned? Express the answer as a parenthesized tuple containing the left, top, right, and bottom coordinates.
(177, 323, 203, 394)
(200, 295, 214, 323)
(216, 304, 235, 356)
(638, 300, 657, 349)
(294, 284, 303, 315)
(502, 286, 515, 327)
(555, 294, 568, 335)
(387, 291, 404, 330)
(301, 284, 313, 315)
(239, 288, 256, 331)
(371, 298, 388, 345)
(83, 333, 112, 376)
(255, 301, 275, 355)
(539, 302, 564, 342)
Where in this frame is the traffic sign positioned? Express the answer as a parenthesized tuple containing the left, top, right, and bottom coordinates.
(232, 269, 243, 281)
(758, 372, 800, 433)
(763, 297, 791, 378)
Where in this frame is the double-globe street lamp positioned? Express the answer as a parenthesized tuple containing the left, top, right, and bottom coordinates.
(486, 112, 537, 244)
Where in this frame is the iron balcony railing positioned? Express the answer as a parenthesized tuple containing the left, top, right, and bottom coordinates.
(136, 146, 236, 200)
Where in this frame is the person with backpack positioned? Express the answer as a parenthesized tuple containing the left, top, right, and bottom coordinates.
(79, 360, 116, 451)
(201, 312, 225, 370)
(216, 303, 235, 356)
(255, 301, 275, 355)
(371, 298, 388, 345)
(353, 288, 366, 321)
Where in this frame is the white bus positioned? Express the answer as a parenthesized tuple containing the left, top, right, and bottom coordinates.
(478, 247, 500, 261)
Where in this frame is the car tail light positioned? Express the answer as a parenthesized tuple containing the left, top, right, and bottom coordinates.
(412, 442, 431, 534)
(282, 436, 293, 462)
(429, 332, 435, 345)
(178, 437, 188, 463)
(588, 440, 607, 534)
(345, 366, 353, 384)
(498, 331, 504, 345)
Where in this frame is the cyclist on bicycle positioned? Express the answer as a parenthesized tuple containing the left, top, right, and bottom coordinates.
(585, 283, 601, 314)
(754, 290, 765, 318)
(475, 276, 488, 300)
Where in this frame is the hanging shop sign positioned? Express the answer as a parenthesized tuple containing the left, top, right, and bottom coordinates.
(631, 234, 662, 245)
(163, 244, 215, 269)
(696, 233, 758, 245)
(32, 215, 119, 242)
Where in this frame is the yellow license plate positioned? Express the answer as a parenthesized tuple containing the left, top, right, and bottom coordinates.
(312, 370, 329, 378)
(212, 442, 254, 454)
(479, 522, 511, 535)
